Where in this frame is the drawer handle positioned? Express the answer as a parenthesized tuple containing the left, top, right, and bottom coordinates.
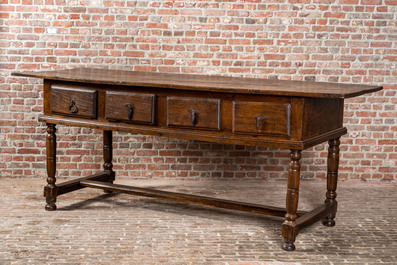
(188, 109, 199, 126)
(254, 115, 267, 132)
(125, 104, 135, 120)
(68, 99, 79, 114)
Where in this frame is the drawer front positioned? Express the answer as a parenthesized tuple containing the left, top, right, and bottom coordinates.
(233, 101, 291, 136)
(50, 85, 97, 119)
(167, 96, 220, 130)
(105, 91, 156, 125)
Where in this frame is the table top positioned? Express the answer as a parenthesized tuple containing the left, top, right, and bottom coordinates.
(13, 68, 383, 99)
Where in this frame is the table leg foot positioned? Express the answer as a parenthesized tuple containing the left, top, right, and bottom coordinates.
(44, 184, 58, 211)
(45, 200, 57, 211)
(322, 218, 335, 227)
(282, 242, 296, 251)
(322, 210, 336, 227)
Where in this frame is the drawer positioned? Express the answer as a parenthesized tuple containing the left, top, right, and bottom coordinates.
(50, 85, 97, 119)
(105, 91, 156, 125)
(233, 101, 291, 137)
(167, 96, 220, 130)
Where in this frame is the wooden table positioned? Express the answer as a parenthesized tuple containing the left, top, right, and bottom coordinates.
(13, 68, 382, 251)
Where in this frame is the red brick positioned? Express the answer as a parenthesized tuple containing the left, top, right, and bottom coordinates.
(180, 9, 202, 16)
(123, 51, 145, 57)
(229, 39, 251, 45)
(134, 66, 156, 72)
(263, 54, 285, 60)
(146, 23, 168, 29)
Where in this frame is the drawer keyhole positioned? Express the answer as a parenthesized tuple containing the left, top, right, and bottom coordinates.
(68, 99, 79, 114)
(125, 104, 135, 120)
(188, 109, 199, 126)
(254, 115, 267, 132)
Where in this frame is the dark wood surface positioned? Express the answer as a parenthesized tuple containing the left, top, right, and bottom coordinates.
(37, 114, 348, 150)
(233, 101, 291, 136)
(50, 84, 97, 119)
(322, 138, 341, 227)
(79, 180, 306, 218)
(167, 96, 221, 130)
(281, 149, 302, 251)
(33, 78, 350, 150)
(44, 124, 57, 211)
(13, 67, 382, 98)
(11, 68, 383, 252)
(105, 91, 156, 124)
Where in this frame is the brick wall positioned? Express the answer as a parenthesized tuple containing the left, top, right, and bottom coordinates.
(1, 0, 396, 181)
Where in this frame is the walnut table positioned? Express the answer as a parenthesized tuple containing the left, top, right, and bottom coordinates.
(13, 68, 382, 251)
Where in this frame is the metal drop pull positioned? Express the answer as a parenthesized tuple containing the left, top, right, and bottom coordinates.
(125, 104, 135, 120)
(188, 109, 199, 126)
(254, 115, 267, 132)
(68, 99, 79, 114)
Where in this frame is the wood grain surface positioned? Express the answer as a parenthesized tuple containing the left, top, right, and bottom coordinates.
(13, 68, 383, 99)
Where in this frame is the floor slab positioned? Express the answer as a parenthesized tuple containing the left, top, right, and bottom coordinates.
(0, 177, 396, 264)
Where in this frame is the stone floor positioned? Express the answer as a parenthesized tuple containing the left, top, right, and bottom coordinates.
(0, 177, 396, 265)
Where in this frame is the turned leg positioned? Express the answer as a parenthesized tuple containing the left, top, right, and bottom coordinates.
(44, 123, 58, 211)
(322, 137, 340, 227)
(281, 149, 302, 251)
(103, 130, 115, 193)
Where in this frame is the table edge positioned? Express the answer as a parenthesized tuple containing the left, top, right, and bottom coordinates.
(12, 70, 383, 99)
